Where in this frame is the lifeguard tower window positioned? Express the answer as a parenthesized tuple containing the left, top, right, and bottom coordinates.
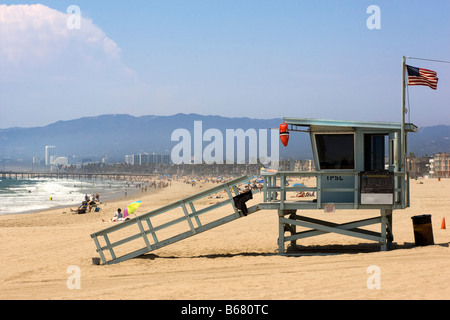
(364, 134, 388, 171)
(315, 134, 355, 169)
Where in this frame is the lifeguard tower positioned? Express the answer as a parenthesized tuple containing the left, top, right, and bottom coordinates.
(90, 57, 420, 264)
(259, 118, 417, 253)
(90, 118, 416, 264)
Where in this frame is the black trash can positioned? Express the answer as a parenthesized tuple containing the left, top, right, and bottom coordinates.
(411, 214, 434, 246)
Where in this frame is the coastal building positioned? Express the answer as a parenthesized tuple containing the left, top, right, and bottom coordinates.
(294, 159, 314, 172)
(148, 153, 170, 165)
(45, 146, 56, 165)
(139, 153, 149, 165)
(133, 154, 140, 165)
(407, 156, 432, 178)
(407, 153, 450, 178)
(125, 154, 134, 165)
(278, 159, 315, 171)
(51, 156, 69, 166)
(32, 157, 43, 166)
(124, 153, 171, 165)
(433, 153, 450, 178)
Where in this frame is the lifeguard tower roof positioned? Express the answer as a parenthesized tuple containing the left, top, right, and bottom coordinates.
(283, 118, 418, 132)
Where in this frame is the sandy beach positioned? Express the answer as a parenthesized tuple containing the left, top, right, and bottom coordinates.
(0, 176, 449, 300)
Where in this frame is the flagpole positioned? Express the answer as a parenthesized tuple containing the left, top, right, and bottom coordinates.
(401, 56, 406, 171)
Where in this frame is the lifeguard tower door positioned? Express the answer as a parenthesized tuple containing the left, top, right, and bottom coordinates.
(361, 133, 396, 205)
(364, 134, 387, 171)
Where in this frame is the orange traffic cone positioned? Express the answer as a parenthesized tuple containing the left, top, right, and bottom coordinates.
(441, 217, 446, 230)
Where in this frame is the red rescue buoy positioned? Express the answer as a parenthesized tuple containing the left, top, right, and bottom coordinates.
(279, 123, 289, 147)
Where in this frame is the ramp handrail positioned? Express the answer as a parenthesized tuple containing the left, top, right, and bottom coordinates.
(91, 175, 259, 265)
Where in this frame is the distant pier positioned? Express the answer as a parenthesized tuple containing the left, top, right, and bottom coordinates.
(0, 171, 156, 181)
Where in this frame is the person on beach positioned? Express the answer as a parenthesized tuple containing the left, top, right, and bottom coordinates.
(88, 198, 97, 212)
(102, 208, 128, 222)
(70, 200, 88, 214)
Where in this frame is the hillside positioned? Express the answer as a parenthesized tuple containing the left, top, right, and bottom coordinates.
(0, 114, 308, 162)
(0, 113, 448, 163)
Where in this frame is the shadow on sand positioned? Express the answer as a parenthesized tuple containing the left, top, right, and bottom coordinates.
(136, 242, 449, 260)
(137, 251, 276, 260)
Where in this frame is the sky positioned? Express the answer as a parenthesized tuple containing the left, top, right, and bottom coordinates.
(0, 0, 449, 129)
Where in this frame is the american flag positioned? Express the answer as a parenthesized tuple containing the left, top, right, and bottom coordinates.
(406, 65, 438, 90)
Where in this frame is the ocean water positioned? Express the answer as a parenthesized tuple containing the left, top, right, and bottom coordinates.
(0, 178, 131, 215)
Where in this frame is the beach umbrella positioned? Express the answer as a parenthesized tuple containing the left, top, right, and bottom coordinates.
(293, 183, 306, 187)
(123, 201, 142, 218)
(256, 179, 264, 183)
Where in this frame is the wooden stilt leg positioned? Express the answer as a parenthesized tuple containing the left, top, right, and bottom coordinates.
(278, 210, 285, 254)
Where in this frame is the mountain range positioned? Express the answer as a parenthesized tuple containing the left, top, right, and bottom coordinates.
(0, 113, 449, 163)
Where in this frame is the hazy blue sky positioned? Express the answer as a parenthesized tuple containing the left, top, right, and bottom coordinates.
(1, 0, 449, 129)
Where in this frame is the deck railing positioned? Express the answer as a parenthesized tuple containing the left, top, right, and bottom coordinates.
(260, 171, 409, 211)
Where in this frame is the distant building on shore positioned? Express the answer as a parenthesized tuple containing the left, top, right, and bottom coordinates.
(407, 153, 450, 178)
(278, 159, 314, 171)
(45, 146, 56, 166)
(430, 153, 450, 178)
(125, 153, 171, 165)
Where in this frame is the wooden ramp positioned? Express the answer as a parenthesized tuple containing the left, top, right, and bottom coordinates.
(90, 176, 260, 265)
